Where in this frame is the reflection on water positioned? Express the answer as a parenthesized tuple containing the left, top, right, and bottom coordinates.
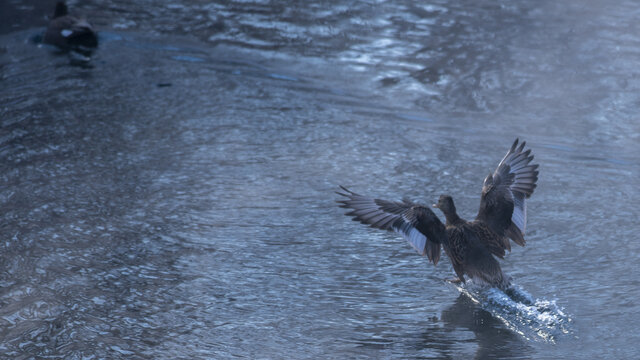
(1, 0, 640, 359)
(440, 295, 530, 359)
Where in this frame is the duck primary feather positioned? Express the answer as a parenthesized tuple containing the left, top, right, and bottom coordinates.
(337, 139, 539, 289)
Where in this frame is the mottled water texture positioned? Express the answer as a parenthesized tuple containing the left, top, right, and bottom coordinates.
(1, 0, 640, 359)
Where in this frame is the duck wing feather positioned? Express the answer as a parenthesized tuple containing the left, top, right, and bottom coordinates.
(336, 186, 446, 265)
(476, 139, 539, 250)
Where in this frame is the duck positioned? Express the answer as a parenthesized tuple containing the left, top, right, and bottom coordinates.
(43, 2, 98, 54)
(337, 139, 539, 289)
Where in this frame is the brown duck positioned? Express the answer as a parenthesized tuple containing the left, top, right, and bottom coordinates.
(43, 2, 98, 53)
(337, 139, 539, 289)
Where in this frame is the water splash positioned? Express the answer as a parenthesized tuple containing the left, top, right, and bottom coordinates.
(451, 282, 573, 343)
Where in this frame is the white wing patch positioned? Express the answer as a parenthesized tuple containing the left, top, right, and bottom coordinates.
(61, 29, 73, 37)
(511, 193, 527, 234)
(404, 227, 427, 255)
(392, 215, 427, 256)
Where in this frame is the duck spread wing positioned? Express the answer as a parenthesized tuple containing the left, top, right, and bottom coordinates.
(337, 186, 447, 265)
(476, 139, 539, 249)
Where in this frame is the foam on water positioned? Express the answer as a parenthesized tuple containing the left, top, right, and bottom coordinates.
(451, 281, 572, 343)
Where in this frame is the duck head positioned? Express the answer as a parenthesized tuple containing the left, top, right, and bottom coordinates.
(54, 2, 68, 18)
(433, 195, 459, 223)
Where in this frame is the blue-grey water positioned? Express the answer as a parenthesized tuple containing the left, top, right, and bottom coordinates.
(1, 0, 640, 358)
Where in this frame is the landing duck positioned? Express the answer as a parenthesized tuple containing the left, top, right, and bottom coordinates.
(43, 2, 98, 54)
(337, 139, 539, 289)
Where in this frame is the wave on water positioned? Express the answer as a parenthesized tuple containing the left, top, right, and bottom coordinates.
(450, 281, 573, 343)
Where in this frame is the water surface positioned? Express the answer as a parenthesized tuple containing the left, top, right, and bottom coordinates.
(1, 0, 639, 358)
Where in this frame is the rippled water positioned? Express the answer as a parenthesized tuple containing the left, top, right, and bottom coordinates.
(1, 0, 640, 358)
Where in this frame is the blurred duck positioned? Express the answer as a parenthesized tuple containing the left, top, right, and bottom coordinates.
(43, 2, 98, 53)
(337, 139, 539, 290)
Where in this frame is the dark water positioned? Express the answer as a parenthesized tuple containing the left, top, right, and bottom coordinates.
(1, 0, 640, 358)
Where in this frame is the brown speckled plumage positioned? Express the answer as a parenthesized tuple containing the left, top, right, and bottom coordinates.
(337, 139, 539, 289)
